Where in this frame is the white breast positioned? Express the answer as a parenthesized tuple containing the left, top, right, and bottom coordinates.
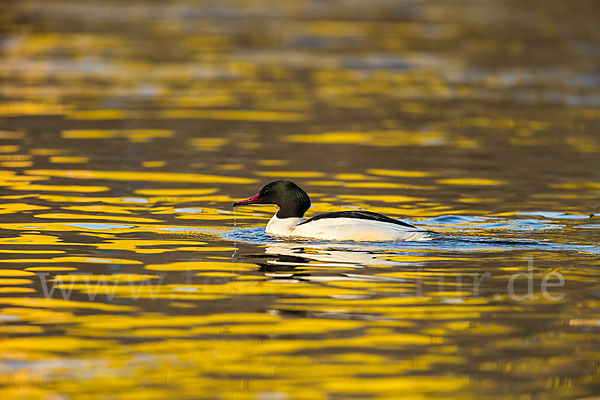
(265, 215, 434, 241)
(266, 215, 303, 236)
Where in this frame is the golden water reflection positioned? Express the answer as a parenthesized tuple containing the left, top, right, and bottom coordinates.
(1, 0, 599, 399)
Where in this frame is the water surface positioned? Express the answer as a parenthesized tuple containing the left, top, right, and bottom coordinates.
(0, 0, 599, 398)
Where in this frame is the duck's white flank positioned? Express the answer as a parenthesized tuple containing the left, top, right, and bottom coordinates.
(266, 214, 434, 241)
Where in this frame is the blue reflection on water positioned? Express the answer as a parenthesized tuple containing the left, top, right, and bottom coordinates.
(174, 208, 204, 213)
(121, 198, 149, 203)
(67, 223, 135, 230)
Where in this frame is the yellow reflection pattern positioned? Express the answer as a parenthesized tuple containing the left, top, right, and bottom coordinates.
(0, 0, 598, 399)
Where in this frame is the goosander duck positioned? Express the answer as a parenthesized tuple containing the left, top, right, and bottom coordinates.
(233, 181, 439, 241)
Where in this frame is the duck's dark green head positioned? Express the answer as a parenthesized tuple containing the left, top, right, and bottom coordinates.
(233, 180, 311, 218)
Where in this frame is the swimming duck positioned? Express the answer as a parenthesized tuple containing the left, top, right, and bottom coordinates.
(233, 180, 439, 241)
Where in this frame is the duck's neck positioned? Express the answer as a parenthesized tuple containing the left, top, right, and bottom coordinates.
(275, 192, 310, 219)
(276, 204, 307, 219)
(266, 214, 302, 236)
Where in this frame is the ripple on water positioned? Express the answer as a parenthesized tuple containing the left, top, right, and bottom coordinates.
(517, 211, 591, 219)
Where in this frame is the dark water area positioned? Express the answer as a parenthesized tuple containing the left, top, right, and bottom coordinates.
(0, 0, 599, 399)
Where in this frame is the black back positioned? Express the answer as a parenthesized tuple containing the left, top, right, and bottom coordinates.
(300, 210, 420, 229)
